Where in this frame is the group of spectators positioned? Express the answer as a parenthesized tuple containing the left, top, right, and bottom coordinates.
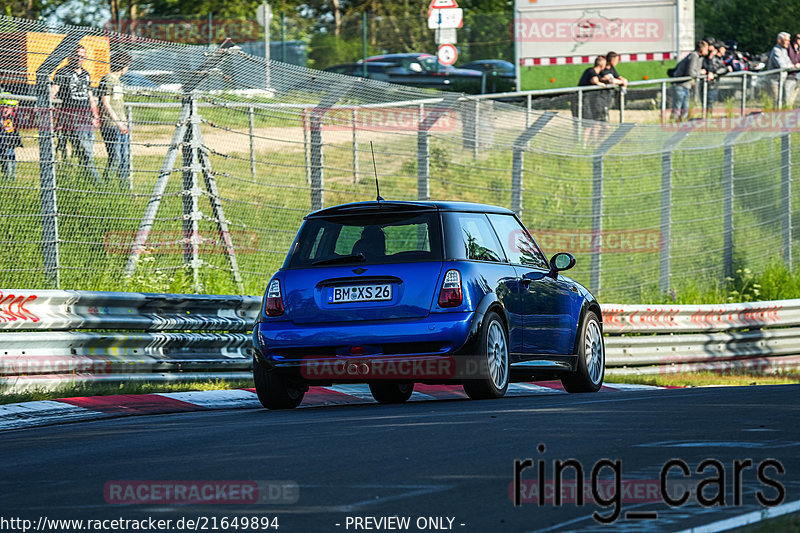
(0, 45, 132, 183)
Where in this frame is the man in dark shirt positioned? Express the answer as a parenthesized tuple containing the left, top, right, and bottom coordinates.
(51, 45, 101, 184)
(578, 55, 608, 121)
(599, 51, 628, 121)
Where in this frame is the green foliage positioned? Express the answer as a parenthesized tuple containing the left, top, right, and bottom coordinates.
(695, 0, 800, 56)
(308, 32, 377, 70)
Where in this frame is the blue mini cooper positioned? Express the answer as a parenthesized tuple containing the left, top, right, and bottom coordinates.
(252, 201, 604, 409)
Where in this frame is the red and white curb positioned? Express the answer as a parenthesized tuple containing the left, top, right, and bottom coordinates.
(0, 382, 663, 432)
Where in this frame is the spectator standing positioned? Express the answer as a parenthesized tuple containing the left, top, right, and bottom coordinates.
(671, 40, 709, 121)
(578, 55, 608, 121)
(600, 51, 628, 119)
(51, 45, 101, 184)
(787, 34, 800, 105)
(0, 86, 22, 180)
(767, 32, 799, 108)
(703, 41, 729, 109)
(98, 51, 132, 187)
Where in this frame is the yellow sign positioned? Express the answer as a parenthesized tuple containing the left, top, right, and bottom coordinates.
(25, 33, 110, 87)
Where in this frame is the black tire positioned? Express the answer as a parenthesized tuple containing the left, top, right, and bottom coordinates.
(562, 311, 605, 393)
(369, 382, 414, 404)
(253, 357, 305, 409)
(463, 311, 509, 400)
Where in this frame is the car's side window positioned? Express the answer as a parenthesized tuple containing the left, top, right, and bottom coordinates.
(488, 214, 549, 270)
(454, 213, 506, 263)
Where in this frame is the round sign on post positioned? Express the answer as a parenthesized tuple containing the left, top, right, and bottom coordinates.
(438, 44, 458, 66)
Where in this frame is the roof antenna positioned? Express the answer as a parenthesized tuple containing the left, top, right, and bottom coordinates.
(370, 141, 384, 204)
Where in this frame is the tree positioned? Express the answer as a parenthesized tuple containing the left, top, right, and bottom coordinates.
(696, 0, 800, 55)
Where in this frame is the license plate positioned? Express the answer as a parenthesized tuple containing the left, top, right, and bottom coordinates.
(329, 284, 392, 303)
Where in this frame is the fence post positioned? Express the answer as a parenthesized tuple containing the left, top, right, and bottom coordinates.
(702, 78, 708, 119)
(352, 108, 359, 183)
(778, 73, 785, 109)
(660, 131, 690, 293)
(417, 95, 458, 201)
(526, 94, 532, 128)
(37, 78, 59, 289)
(661, 81, 667, 124)
(302, 109, 310, 185)
(741, 74, 747, 116)
(417, 103, 429, 200)
(473, 99, 480, 160)
(590, 124, 635, 294)
(309, 110, 324, 211)
(723, 131, 743, 280)
(619, 89, 625, 124)
(577, 89, 583, 122)
(183, 96, 202, 292)
(510, 112, 555, 217)
(248, 106, 256, 181)
(33, 31, 88, 288)
(782, 133, 792, 268)
(126, 105, 133, 190)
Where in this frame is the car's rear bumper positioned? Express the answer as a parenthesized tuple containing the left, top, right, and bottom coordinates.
(253, 311, 475, 371)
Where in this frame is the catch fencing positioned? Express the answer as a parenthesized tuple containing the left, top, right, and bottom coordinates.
(2, 16, 800, 302)
(1, 289, 798, 392)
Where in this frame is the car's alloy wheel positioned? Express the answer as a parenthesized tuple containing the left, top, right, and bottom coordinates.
(369, 382, 414, 404)
(562, 311, 605, 393)
(463, 311, 509, 400)
(253, 357, 305, 409)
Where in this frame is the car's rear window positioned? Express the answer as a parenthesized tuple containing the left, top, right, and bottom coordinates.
(286, 212, 442, 268)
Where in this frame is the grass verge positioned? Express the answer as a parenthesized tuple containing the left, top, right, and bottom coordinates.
(608, 372, 800, 388)
(0, 378, 255, 406)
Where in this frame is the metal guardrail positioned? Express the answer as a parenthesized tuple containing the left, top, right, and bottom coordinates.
(1, 290, 799, 391)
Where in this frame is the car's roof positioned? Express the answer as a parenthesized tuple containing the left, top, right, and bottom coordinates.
(306, 200, 514, 219)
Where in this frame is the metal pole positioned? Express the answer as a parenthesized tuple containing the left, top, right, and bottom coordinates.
(619, 89, 625, 124)
(280, 11, 286, 63)
(510, 112, 555, 217)
(526, 94, 531, 128)
(741, 73, 747, 117)
(37, 78, 59, 289)
(590, 124, 635, 294)
(722, 144, 735, 279)
(362, 12, 368, 78)
(660, 131, 688, 294)
(249, 106, 256, 180)
(208, 12, 212, 48)
(473, 100, 480, 160)
(352, 108, 358, 183)
(302, 108, 310, 185)
(778, 73, 784, 109)
(126, 104, 133, 190)
(264, 2, 271, 89)
(702, 77, 708, 119)
(661, 81, 667, 124)
(782, 133, 792, 267)
(577, 89, 583, 122)
(417, 103, 430, 201)
(309, 110, 324, 211)
(183, 97, 202, 292)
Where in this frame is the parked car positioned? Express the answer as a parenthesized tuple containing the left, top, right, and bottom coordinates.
(460, 59, 516, 80)
(323, 62, 393, 83)
(252, 200, 605, 409)
(362, 53, 483, 90)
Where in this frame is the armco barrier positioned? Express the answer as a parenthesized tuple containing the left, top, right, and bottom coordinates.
(1, 290, 799, 391)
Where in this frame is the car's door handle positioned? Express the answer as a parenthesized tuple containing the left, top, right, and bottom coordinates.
(570, 285, 579, 293)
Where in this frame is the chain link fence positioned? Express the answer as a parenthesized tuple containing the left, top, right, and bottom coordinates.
(0, 15, 799, 302)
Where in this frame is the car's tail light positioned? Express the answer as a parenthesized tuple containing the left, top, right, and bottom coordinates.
(438, 269, 462, 308)
(265, 279, 285, 317)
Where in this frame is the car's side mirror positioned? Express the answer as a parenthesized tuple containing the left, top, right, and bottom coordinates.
(549, 252, 576, 277)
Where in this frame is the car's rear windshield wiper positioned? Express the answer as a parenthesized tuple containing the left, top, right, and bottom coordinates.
(312, 253, 366, 266)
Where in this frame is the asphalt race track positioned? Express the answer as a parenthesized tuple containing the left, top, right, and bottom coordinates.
(0, 385, 798, 532)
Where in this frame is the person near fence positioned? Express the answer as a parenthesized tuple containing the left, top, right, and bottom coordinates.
(767, 32, 799, 108)
(51, 45, 102, 184)
(670, 40, 709, 121)
(703, 40, 730, 110)
(0, 87, 22, 180)
(600, 51, 628, 119)
(98, 51, 132, 187)
(787, 33, 800, 105)
(578, 55, 608, 121)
